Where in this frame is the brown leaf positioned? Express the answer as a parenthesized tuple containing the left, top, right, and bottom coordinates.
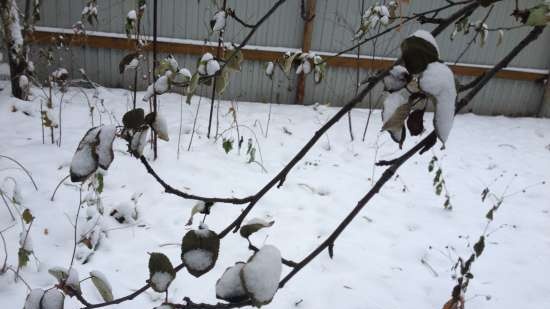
(406, 108, 425, 136)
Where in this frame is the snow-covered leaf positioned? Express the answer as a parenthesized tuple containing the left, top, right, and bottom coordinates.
(130, 127, 149, 157)
(264, 61, 274, 78)
(96, 125, 117, 170)
(216, 262, 247, 303)
(143, 72, 172, 101)
(181, 226, 220, 277)
(90, 271, 114, 302)
(240, 218, 274, 239)
(145, 112, 169, 141)
(171, 68, 192, 85)
(282, 52, 299, 74)
(23, 289, 45, 309)
(401, 30, 439, 74)
(419, 62, 457, 144)
(240, 245, 282, 306)
(40, 289, 64, 309)
(148, 252, 176, 292)
(381, 92, 409, 147)
(210, 10, 226, 32)
(526, 4, 549, 26)
(22, 208, 34, 224)
(48, 267, 69, 283)
(70, 127, 100, 182)
(119, 52, 139, 74)
(383, 65, 409, 92)
(186, 201, 214, 226)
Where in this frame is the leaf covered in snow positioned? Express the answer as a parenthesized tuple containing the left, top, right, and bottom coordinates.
(401, 30, 439, 74)
(119, 52, 140, 74)
(145, 112, 169, 141)
(40, 289, 65, 309)
(90, 270, 114, 302)
(186, 201, 214, 226)
(419, 62, 457, 144)
(48, 267, 69, 283)
(381, 91, 409, 148)
(181, 226, 220, 277)
(148, 252, 176, 292)
(70, 125, 117, 182)
(240, 218, 275, 239)
(23, 289, 45, 309)
(240, 245, 282, 306)
(216, 262, 247, 303)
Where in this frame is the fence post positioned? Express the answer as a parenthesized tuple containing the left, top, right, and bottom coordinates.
(295, 0, 316, 104)
(538, 73, 550, 117)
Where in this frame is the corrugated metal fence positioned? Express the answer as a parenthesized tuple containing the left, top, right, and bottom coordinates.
(18, 0, 550, 116)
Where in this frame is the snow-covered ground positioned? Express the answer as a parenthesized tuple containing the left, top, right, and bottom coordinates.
(0, 81, 549, 309)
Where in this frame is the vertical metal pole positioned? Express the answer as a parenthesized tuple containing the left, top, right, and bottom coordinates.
(152, 0, 158, 159)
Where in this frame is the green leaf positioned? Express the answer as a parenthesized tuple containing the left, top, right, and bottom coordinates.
(148, 252, 176, 292)
(181, 227, 220, 277)
(225, 49, 244, 72)
(526, 4, 549, 26)
(22, 209, 34, 224)
(222, 138, 233, 154)
(96, 173, 104, 194)
(400, 36, 439, 74)
(239, 219, 274, 239)
(215, 69, 230, 95)
(473, 236, 485, 257)
(90, 271, 114, 302)
(18, 248, 30, 268)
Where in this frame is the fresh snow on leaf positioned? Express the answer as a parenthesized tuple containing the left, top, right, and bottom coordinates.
(143, 72, 172, 101)
(96, 125, 117, 170)
(381, 91, 408, 146)
(66, 268, 81, 292)
(411, 30, 440, 55)
(150, 272, 174, 292)
(23, 289, 44, 309)
(40, 289, 64, 309)
(127, 10, 137, 20)
(240, 218, 275, 238)
(419, 62, 456, 144)
(130, 128, 149, 157)
(383, 65, 409, 92)
(182, 249, 214, 271)
(211, 10, 226, 32)
(152, 113, 169, 141)
(216, 262, 247, 302)
(265, 62, 274, 77)
(70, 127, 100, 182)
(241, 245, 282, 306)
(48, 267, 69, 283)
(206, 60, 221, 76)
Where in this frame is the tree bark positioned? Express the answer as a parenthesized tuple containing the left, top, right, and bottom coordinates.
(0, 0, 29, 100)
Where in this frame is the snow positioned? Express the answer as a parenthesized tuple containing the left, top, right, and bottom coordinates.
(143, 73, 172, 102)
(265, 62, 274, 77)
(8, 1, 24, 51)
(127, 10, 137, 21)
(130, 128, 149, 156)
(40, 289, 64, 309)
(66, 268, 80, 291)
(215, 262, 246, 301)
(19, 75, 29, 88)
(1, 81, 550, 309)
(211, 11, 226, 32)
(411, 30, 440, 55)
(419, 62, 457, 144)
(19, 231, 33, 252)
(383, 65, 409, 92)
(241, 245, 282, 305)
(195, 224, 212, 238)
(206, 60, 220, 76)
(150, 271, 173, 292)
(182, 249, 214, 271)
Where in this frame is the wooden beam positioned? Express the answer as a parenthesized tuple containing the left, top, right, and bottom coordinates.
(295, 0, 317, 104)
(28, 29, 547, 82)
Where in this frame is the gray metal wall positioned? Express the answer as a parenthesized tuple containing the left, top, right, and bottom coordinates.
(20, 0, 550, 116)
